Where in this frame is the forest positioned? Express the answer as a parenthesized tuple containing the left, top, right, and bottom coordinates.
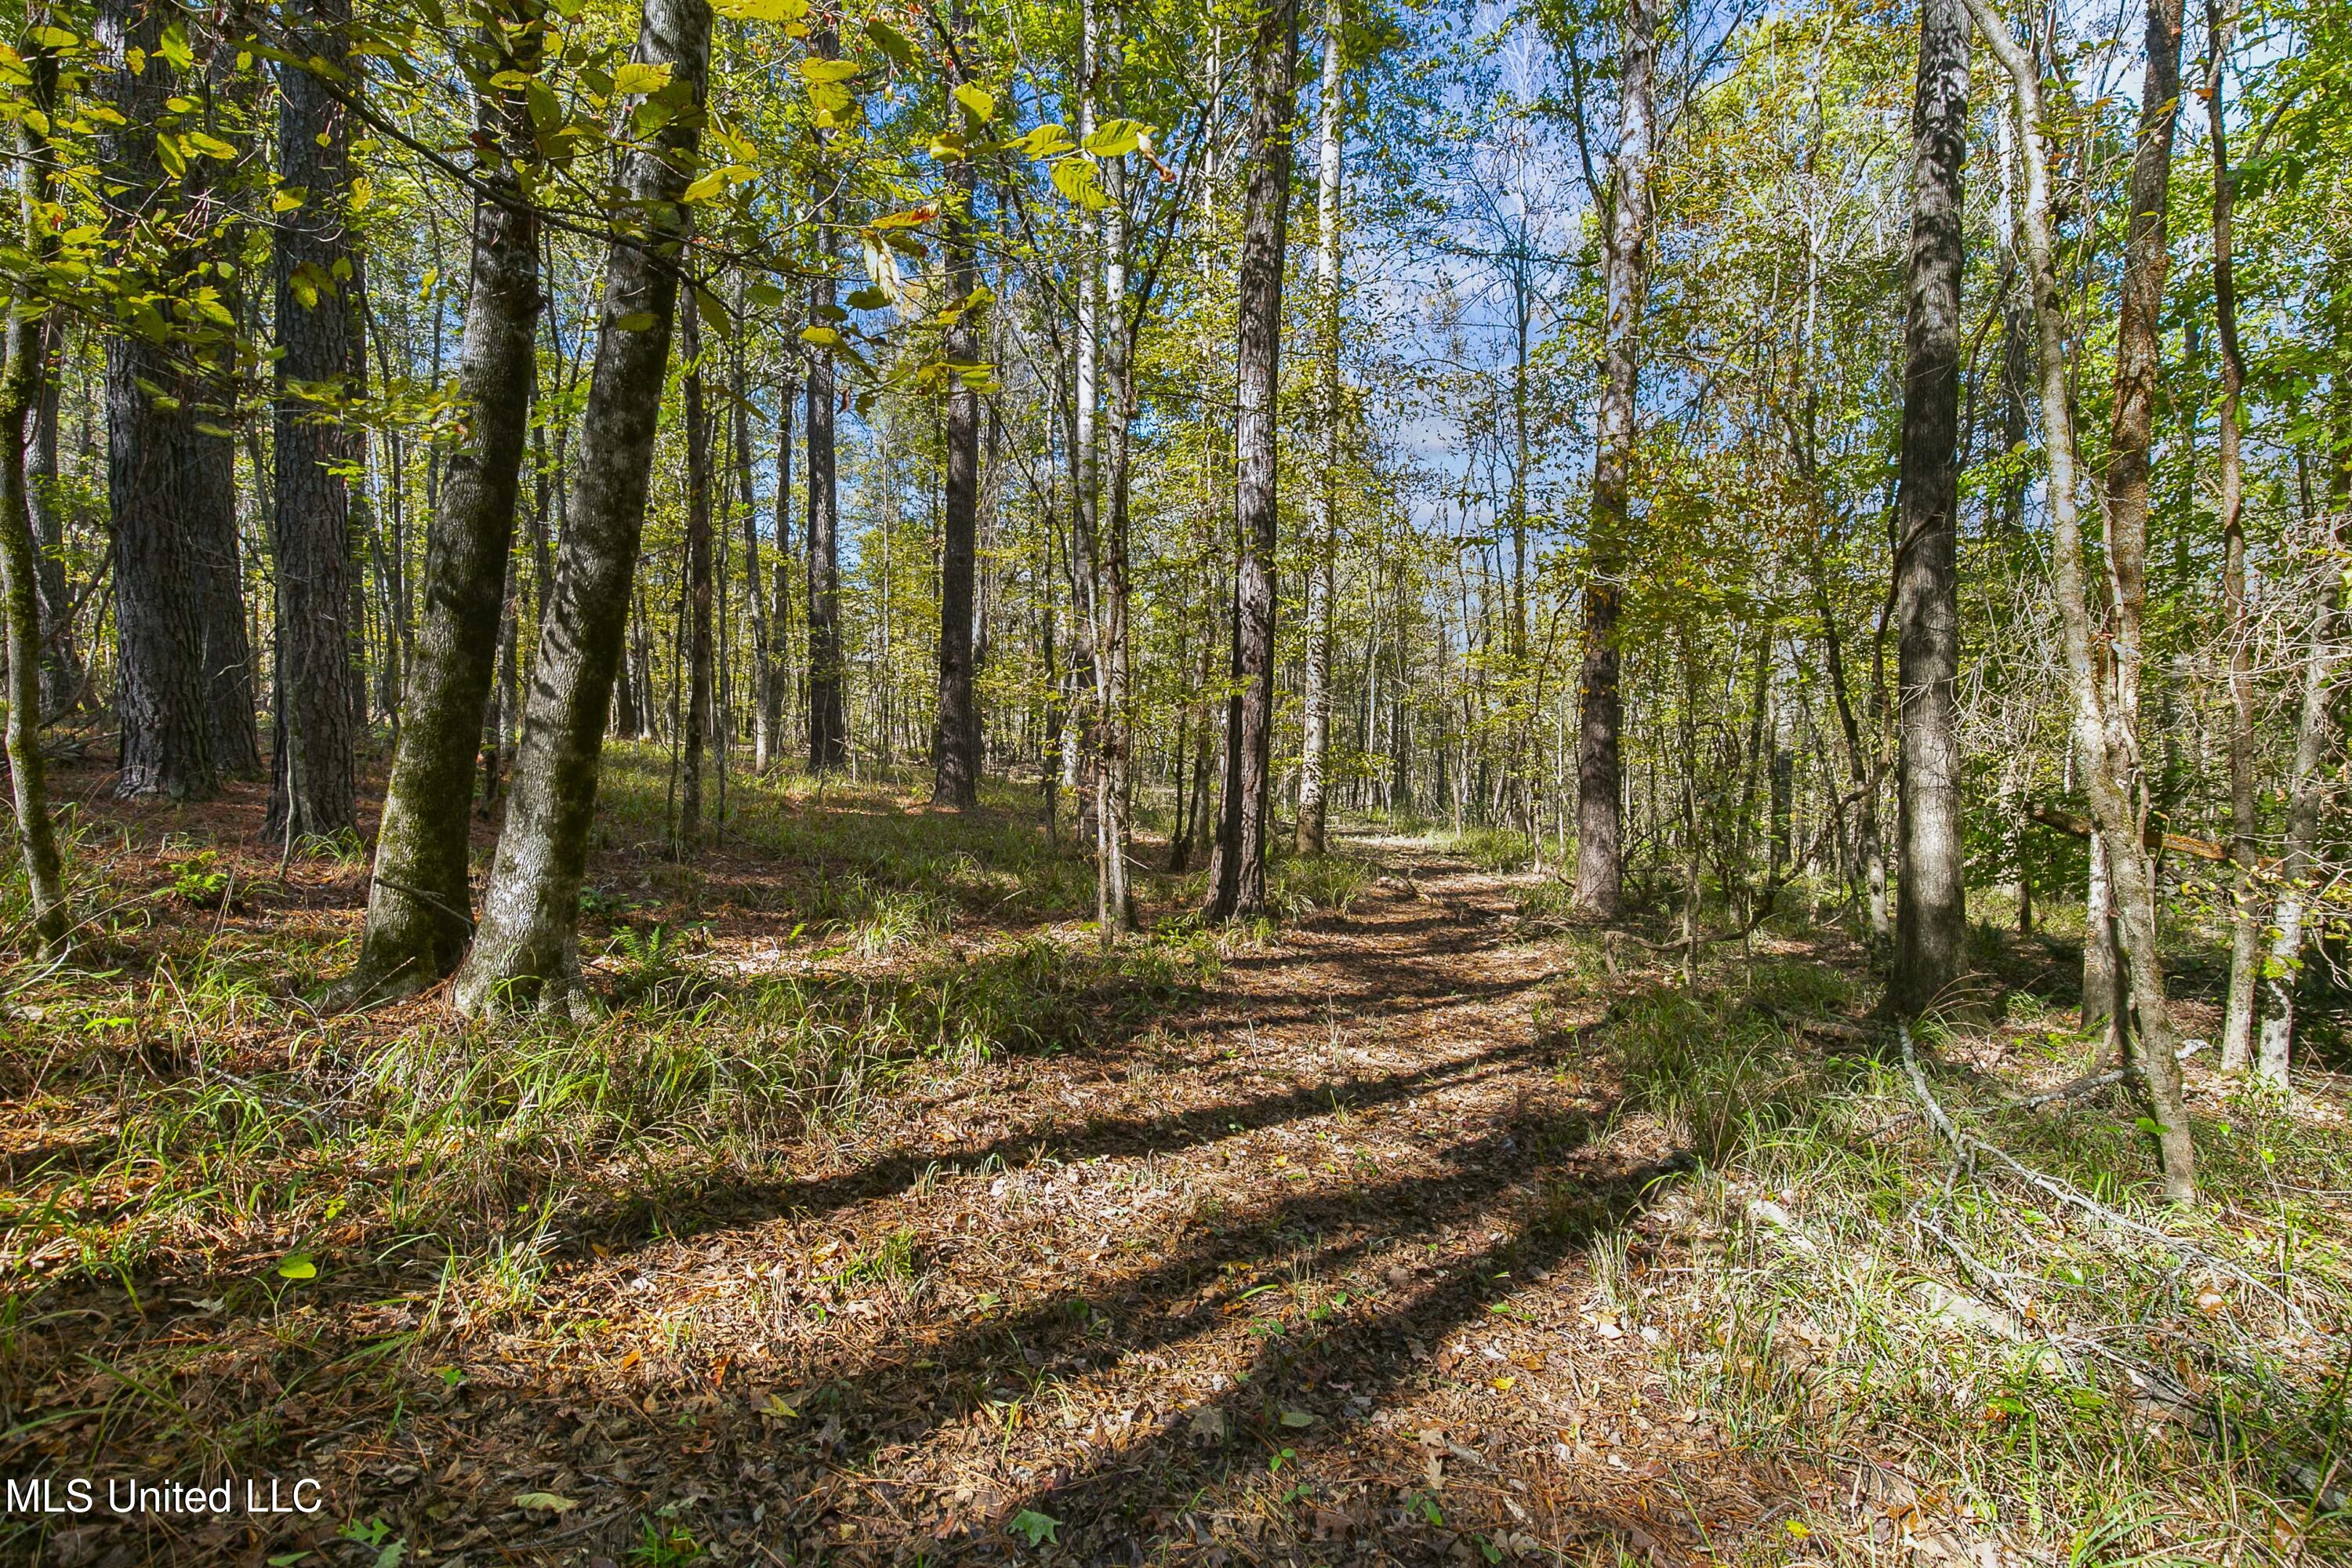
(0, 0, 2347, 1557)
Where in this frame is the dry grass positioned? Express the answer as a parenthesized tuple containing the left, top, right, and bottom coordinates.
(0, 749, 2345, 1566)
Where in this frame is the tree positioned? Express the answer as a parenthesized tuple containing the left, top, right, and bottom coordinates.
(1962, 0, 2196, 1201)
(931, 0, 984, 811)
(1572, 0, 1656, 920)
(102, 0, 245, 800)
(679, 291, 714, 845)
(1889, 0, 1969, 1017)
(805, 21, 847, 775)
(1203, 0, 1300, 923)
(342, 0, 548, 1000)
(267, 0, 360, 843)
(1, 9, 69, 955)
(1295, 0, 1342, 857)
(453, 0, 712, 1016)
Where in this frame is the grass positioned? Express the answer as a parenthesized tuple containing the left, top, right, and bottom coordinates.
(2, 751, 2347, 1564)
(1579, 958, 2352, 1566)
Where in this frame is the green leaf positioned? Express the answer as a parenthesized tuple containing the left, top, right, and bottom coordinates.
(953, 82, 996, 122)
(864, 19, 914, 67)
(611, 60, 672, 96)
(800, 56, 859, 83)
(612, 311, 659, 332)
(746, 280, 786, 309)
(1013, 122, 1074, 159)
(1082, 118, 1143, 158)
(844, 285, 891, 310)
(276, 1254, 317, 1280)
(799, 325, 844, 347)
(1279, 1408, 1315, 1428)
(1007, 1509, 1060, 1547)
(1050, 157, 1111, 210)
(2134, 1116, 2170, 1137)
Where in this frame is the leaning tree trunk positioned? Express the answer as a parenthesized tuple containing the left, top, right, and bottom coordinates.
(1203, 0, 1300, 924)
(2207, 0, 2260, 1076)
(931, 0, 983, 810)
(266, 0, 360, 843)
(1, 11, 68, 954)
(342, 2, 546, 1000)
(452, 0, 710, 1016)
(1572, 0, 1656, 921)
(1889, 0, 1970, 1017)
(1965, 0, 2195, 1202)
(1295, 0, 1342, 858)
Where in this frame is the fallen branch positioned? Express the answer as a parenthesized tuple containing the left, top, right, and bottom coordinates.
(1896, 1025, 2310, 1330)
(2025, 800, 2253, 866)
(2015, 1068, 2129, 1110)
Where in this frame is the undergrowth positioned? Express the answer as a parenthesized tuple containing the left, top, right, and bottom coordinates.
(1588, 960, 2352, 1566)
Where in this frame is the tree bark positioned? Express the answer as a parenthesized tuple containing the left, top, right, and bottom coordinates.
(2254, 534, 2343, 1087)
(729, 281, 774, 775)
(804, 26, 847, 775)
(932, 0, 983, 810)
(1203, 0, 1300, 924)
(102, 0, 227, 800)
(1097, 150, 1135, 935)
(769, 376, 794, 761)
(2207, 0, 2259, 1075)
(1572, 0, 1656, 920)
(1296, 0, 1342, 858)
(25, 310, 82, 717)
(1965, 0, 2195, 1201)
(2, 11, 68, 954)
(1890, 0, 1970, 1016)
(266, 0, 360, 843)
(679, 294, 713, 846)
(342, 1, 546, 1000)
(455, 0, 710, 1015)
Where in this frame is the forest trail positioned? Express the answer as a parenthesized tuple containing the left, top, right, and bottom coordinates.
(339, 840, 1815, 1566)
(13, 833, 1824, 1566)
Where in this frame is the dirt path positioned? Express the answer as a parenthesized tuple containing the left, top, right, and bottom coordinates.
(24, 842, 1820, 1566)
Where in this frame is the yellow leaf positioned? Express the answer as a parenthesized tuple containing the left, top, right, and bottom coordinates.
(513, 1492, 577, 1514)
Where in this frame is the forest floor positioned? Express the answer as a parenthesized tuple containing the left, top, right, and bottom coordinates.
(1, 748, 2348, 1567)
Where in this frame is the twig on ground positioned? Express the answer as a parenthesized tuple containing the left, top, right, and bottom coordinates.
(1897, 1025, 2311, 1332)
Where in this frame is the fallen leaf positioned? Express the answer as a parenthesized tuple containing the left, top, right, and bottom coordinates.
(513, 1492, 578, 1514)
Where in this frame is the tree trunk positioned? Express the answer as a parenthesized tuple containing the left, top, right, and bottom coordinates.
(1295, 0, 1343, 858)
(730, 283, 774, 776)
(2207, 1, 2259, 1075)
(680, 295, 713, 847)
(342, 3, 546, 1000)
(26, 310, 82, 717)
(932, 0, 983, 810)
(1965, 0, 2194, 1201)
(103, 0, 226, 800)
(1097, 151, 1135, 935)
(804, 25, 848, 775)
(1572, 0, 1656, 921)
(1890, 0, 1970, 1016)
(769, 378, 794, 762)
(1203, 0, 1300, 924)
(266, 0, 360, 843)
(2, 12, 68, 954)
(454, 0, 710, 1016)
(2254, 535, 2343, 1087)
